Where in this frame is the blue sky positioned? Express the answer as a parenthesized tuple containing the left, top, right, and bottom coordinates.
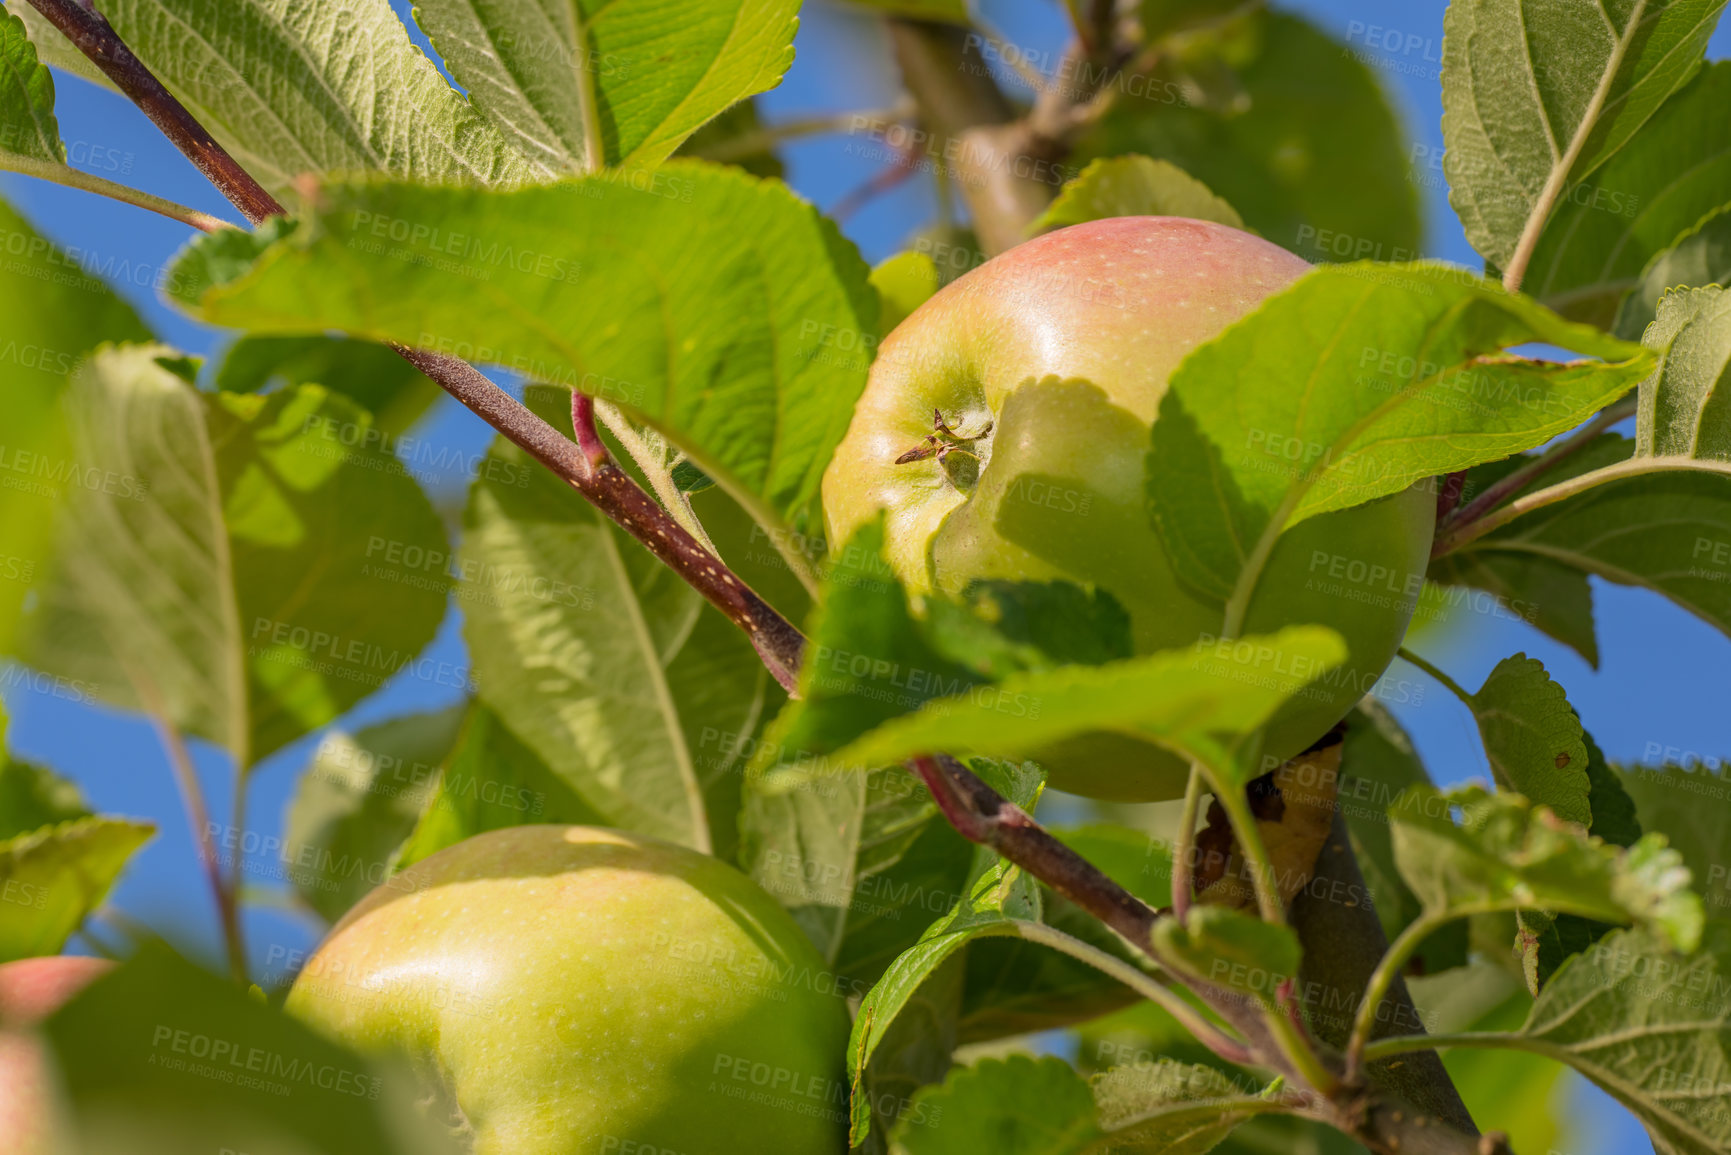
(4, 3, 1727, 1151)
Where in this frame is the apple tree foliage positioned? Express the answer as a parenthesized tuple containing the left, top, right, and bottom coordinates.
(0, 0, 1728, 1151)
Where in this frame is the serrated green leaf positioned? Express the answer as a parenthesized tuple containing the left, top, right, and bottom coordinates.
(1469, 654, 1592, 826)
(849, 765, 1050, 1147)
(0, 705, 89, 838)
(413, 0, 797, 173)
(1526, 62, 1731, 328)
(55, 0, 546, 198)
(811, 625, 1344, 791)
(1148, 263, 1652, 600)
(1031, 156, 1243, 236)
(1442, 433, 1731, 643)
(763, 520, 1342, 787)
(169, 165, 876, 520)
(891, 1055, 1101, 1155)
(1462, 926, 1731, 1155)
(394, 702, 606, 870)
(42, 943, 456, 1154)
(0, 816, 152, 961)
(1076, 10, 1419, 261)
(0, 196, 149, 656)
(1440, 0, 1725, 272)
(1090, 1059, 1274, 1153)
(1639, 286, 1731, 460)
(1390, 785, 1702, 950)
(739, 761, 972, 979)
(20, 346, 451, 766)
(0, 5, 61, 163)
(283, 706, 466, 922)
(887, 1053, 1275, 1155)
(213, 335, 440, 438)
(5, 2, 111, 93)
(1619, 761, 1731, 921)
(956, 907, 1144, 1045)
(1616, 204, 1731, 339)
(840, 0, 968, 21)
(1153, 906, 1301, 1007)
(0, 759, 87, 838)
(459, 388, 770, 852)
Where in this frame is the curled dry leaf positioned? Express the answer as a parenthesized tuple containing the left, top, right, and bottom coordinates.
(1193, 730, 1344, 910)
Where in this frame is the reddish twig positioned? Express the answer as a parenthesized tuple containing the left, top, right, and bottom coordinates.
(909, 754, 1159, 951)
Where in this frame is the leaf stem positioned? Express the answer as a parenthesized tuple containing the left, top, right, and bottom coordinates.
(1360, 1030, 1533, 1064)
(1432, 396, 1637, 557)
(0, 153, 234, 231)
(1168, 763, 1204, 920)
(152, 716, 247, 984)
(1432, 453, 1731, 556)
(1499, 0, 1650, 294)
(906, 754, 1163, 951)
(23, 0, 281, 225)
(686, 101, 917, 164)
(1396, 647, 1475, 710)
(1196, 760, 1285, 924)
(593, 400, 721, 557)
(1010, 920, 1255, 1066)
(1344, 909, 1457, 1082)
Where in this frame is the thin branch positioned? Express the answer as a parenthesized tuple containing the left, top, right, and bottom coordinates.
(1010, 920, 1255, 1066)
(25, 0, 282, 225)
(1500, 0, 1650, 294)
(1169, 764, 1204, 920)
(908, 754, 1161, 951)
(0, 152, 234, 231)
(151, 716, 246, 984)
(1432, 396, 1637, 557)
(686, 101, 917, 164)
(1344, 910, 1455, 1082)
(1433, 454, 1731, 556)
(831, 143, 922, 223)
(1361, 1031, 1534, 1063)
(593, 399, 721, 557)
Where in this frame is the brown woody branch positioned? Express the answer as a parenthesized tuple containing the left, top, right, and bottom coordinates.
(24, 0, 807, 695)
(35, 4, 1493, 1150)
(910, 754, 1158, 948)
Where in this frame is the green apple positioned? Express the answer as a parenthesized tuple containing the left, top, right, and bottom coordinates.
(0, 955, 113, 1155)
(286, 825, 851, 1155)
(823, 217, 1434, 800)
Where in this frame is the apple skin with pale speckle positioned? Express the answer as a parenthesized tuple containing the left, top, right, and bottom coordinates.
(285, 826, 850, 1155)
(823, 217, 1434, 800)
